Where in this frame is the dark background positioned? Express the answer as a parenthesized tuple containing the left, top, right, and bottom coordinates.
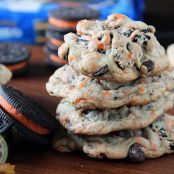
(144, 0, 174, 47)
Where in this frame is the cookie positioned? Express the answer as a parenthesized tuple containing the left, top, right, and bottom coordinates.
(44, 44, 58, 55)
(46, 65, 174, 109)
(46, 30, 64, 47)
(48, 7, 99, 32)
(0, 64, 12, 84)
(53, 114, 174, 161)
(58, 30, 169, 83)
(46, 42, 59, 52)
(56, 92, 173, 135)
(0, 44, 30, 76)
(0, 85, 59, 145)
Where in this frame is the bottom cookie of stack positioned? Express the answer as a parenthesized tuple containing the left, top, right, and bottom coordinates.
(53, 114, 174, 162)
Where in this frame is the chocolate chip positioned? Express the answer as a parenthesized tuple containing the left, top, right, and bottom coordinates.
(93, 65, 109, 77)
(141, 60, 154, 72)
(98, 153, 106, 158)
(128, 143, 145, 163)
(98, 35, 103, 41)
(159, 128, 168, 138)
(97, 49, 106, 54)
(123, 29, 134, 37)
(133, 35, 141, 42)
(116, 61, 124, 70)
(170, 143, 174, 150)
(77, 38, 88, 43)
(142, 29, 148, 33)
(64, 48, 69, 60)
(144, 34, 151, 40)
(126, 43, 131, 51)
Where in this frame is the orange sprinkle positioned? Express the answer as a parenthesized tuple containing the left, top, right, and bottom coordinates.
(102, 91, 111, 97)
(150, 144, 158, 151)
(75, 98, 85, 103)
(128, 53, 133, 60)
(138, 87, 145, 93)
(114, 14, 127, 20)
(79, 79, 89, 89)
(97, 43, 104, 49)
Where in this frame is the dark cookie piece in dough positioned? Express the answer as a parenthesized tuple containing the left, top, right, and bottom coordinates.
(128, 143, 145, 163)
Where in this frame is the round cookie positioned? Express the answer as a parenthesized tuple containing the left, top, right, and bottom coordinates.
(46, 65, 174, 110)
(53, 114, 174, 162)
(58, 31, 169, 83)
(74, 15, 169, 80)
(0, 85, 59, 145)
(48, 7, 99, 32)
(56, 92, 173, 135)
(0, 44, 30, 76)
(46, 30, 64, 47)
(12, 120, 50, 145)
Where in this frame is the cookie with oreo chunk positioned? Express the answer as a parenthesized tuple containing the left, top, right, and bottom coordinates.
(48, 7, 99, 32)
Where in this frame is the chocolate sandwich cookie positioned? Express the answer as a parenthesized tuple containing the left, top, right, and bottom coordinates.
(46, 54, 68, 69)
(48, 7, 99, 32)
(46, 30, 64, 47)
(0, 44, 30, 76)
(0, 85, 59, 145)
(44, 44, 58, 55)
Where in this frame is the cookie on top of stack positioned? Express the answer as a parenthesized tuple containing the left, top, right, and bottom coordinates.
(46, 14, 174, 163)
(44, 7, 99, 68)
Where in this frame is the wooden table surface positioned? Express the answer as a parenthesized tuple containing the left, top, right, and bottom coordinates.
(8, 46, 174, 174)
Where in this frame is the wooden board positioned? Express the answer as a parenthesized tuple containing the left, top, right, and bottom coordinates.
(8, 45, 174, 174)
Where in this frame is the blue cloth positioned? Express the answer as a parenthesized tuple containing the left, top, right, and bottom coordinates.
(87, 0, 145, 20)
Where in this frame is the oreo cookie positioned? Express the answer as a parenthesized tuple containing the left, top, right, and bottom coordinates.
(48, 7, 99, 32)
(49, 7, 99, 21)
(46, 54, 67, 69)
(0, 44, 30, 76)
(0, 85, 59, 145)
(44, 45, 58, 55)
(0, 108, 13, 134)
(46, 30, 64, 48)
(46, 30, 65, 41)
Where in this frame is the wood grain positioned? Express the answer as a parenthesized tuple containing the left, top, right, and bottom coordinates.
(7, 45, 174, 174)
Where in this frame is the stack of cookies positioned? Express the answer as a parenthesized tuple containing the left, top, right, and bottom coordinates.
(44, 7, 99, 68)
(46, 14, 174, 162)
